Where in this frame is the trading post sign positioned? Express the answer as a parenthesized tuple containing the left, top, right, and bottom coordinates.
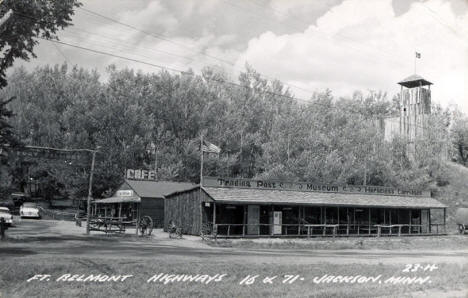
(203, 177, 430, 197)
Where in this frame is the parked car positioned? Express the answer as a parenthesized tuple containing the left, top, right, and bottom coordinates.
(20, 202, 41, 219)
(10, 192, 29, 207)
(0, 207, 14, 226)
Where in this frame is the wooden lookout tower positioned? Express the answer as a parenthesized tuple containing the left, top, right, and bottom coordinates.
(397, 74, 432, 143)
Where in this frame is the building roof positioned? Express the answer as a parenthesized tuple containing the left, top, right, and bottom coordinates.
(398, 74, 432, 88)
(123, 180, 196, 198)
(95, 196, 141, 204)
(203, 187, 446, 209)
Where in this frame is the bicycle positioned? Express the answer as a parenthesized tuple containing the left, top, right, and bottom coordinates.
(167, 219, 182, 238)
(168, 225, 182, 239)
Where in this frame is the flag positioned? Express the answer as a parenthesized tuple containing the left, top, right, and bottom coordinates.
(415, 52, 421, 59)
(201, 140, 221, 154)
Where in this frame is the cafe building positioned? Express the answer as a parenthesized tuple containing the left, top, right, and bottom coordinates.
(164, 177, 447, 237)
(92, 169, 195, 227)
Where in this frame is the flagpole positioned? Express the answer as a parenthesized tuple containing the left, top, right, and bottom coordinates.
(198, 133, 204, 236)
(200, 133, 204, 186)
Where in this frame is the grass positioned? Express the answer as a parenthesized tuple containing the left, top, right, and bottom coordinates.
(433, 162, 468, 229)
(207, 235, 468, 250)
(0, 256, 467, 298)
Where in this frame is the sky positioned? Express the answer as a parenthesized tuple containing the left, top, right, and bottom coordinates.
(13, 0, 468, 113)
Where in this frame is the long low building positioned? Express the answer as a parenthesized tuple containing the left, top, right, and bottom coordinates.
(165, 177, 447, 237)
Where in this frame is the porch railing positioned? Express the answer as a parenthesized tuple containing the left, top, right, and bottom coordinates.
(205, 223, 446, 238)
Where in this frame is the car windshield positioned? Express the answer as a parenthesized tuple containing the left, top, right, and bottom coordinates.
(23, 203, 37, 208)
(0, 207, 9, 212)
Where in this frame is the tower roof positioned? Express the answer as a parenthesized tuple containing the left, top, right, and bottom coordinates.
(398, 74, 432, 88)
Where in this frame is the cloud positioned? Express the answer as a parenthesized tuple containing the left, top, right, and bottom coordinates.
(235, 0, 468, 113)
(10, 0, 467, 114)
(269, 0, 344, 22)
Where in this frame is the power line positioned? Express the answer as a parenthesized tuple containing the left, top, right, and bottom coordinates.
(12, 11, 308, 103)
(419, 3, 468, 44)
(14, 6, 408, 105)
(25, 41, 443, 133)
(12, 8, 318, 98)
(38, 38, 317, 109)
(64, 27, 197, 63)
(12, 10, 445, 133)
(30, 39, 422, 131)
(76, 7, 319, 97)
(40, 38, 187, 74)
(49, 40, 69, 64)
(33, 38, 396, 130)
(78, 7, 236, 67)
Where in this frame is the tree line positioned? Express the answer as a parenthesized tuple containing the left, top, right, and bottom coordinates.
(0, 63, 465, 200)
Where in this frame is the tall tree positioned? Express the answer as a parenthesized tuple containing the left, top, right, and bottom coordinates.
(450, 111, 468, 166)
(0, 0, 81, 87)
(0, 96, 21, 160)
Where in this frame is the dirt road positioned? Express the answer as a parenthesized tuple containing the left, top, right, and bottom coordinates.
(2, 220, 468, 265)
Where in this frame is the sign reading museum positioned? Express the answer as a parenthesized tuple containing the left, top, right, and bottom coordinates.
(203, 177, 429, 197)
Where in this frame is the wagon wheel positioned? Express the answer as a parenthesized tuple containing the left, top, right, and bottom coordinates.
(458, 224, 465, 234)
(200, 223, 212, 240)
(138, 216, 153, 236)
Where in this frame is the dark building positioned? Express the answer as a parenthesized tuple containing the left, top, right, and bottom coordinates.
(93, 179, 195, 227)
(165, 177, 447, 237)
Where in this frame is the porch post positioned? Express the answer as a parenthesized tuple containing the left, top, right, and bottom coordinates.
(298, 206, 301, 236)
(428, 209, 432, 233)
(419, 209, 422, 234)
(346, 208, 349, 236)
(271, 205, 274, 236)
(323, 207, 327, 236)
(337, 206, 340, 235)
(213, 202, 216, 225)
(443, 208, 446, 234)
(118, 203, 122, 218)
(368, 208, 371, 236)
(135, 202, 139, 235)
(243, 205, 246, 237)
(409, 209, 412, 235)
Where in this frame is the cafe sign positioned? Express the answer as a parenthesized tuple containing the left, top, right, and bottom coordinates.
(126, 169, 156, 181)
(203, 177, 430, 197)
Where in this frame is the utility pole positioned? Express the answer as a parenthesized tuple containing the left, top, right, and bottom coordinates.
(85, 149, 97, 235)
(0, 0, 12, 29)
(19, 145, 99, 235)
(0, 0, 13, 59)
(154, 148, 158, 179)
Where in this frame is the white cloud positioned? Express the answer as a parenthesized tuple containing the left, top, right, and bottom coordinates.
(11, 0, 467, 114)
(235, 0, 468, 113)
(269, 0, 341, 21)
(117, 1, 179, 34)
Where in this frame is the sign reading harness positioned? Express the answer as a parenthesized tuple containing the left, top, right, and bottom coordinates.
(203, 177, 429, 197)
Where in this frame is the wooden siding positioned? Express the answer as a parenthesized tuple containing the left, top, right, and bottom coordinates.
(117, 181, 132, 193)
(165, 188, 213, 235)
(140, 197, 164, 227)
